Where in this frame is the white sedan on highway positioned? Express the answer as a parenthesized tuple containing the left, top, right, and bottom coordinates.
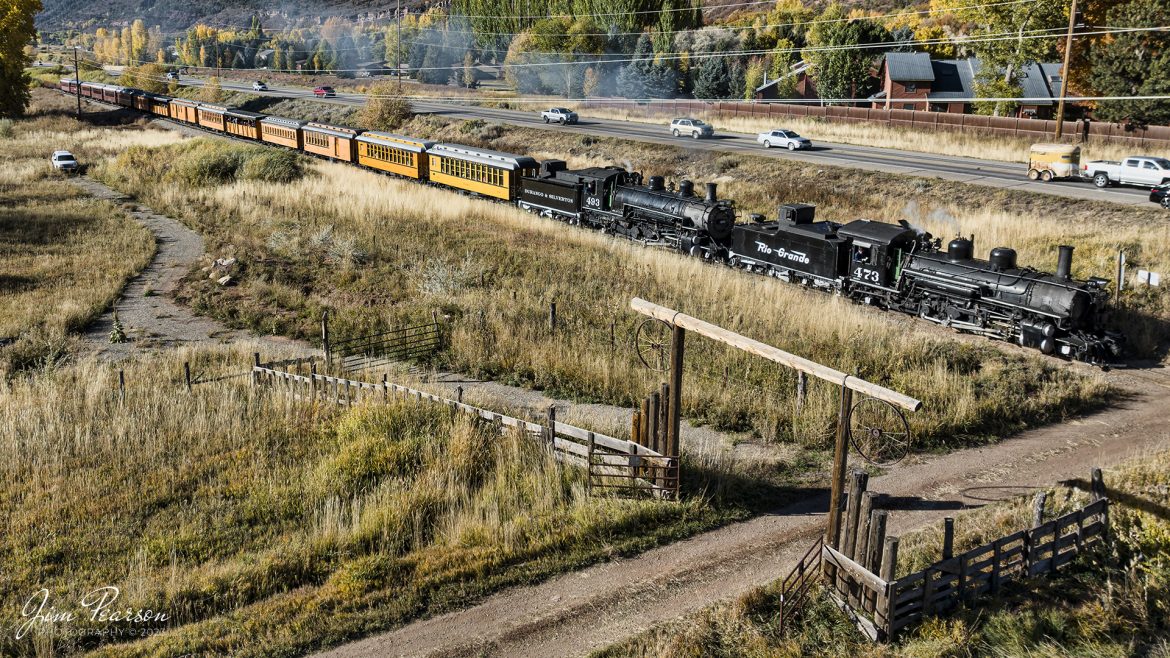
(757, 129, 812, 151)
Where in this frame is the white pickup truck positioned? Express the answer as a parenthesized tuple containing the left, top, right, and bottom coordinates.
(540, 108, 578, 124)
(1081, 156, 1170, 188)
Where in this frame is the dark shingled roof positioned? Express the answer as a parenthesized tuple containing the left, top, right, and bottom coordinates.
(885, 52, 935, 82)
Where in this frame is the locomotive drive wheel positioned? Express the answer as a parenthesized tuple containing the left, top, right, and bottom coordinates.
(1027, 169, 1040, 180)
(635, 318, 673, 372)
(848, 397, 912, 467)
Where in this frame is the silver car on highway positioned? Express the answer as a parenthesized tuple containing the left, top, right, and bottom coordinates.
(757, 129, 812, 150)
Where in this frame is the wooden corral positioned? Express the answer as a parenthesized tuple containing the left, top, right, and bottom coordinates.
(802, 468, 1111, 642)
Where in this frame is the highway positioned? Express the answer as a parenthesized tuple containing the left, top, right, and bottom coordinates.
(131, 74, 1160, 206)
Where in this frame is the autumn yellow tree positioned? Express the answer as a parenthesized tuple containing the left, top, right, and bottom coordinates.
(0, 0, 42, 117)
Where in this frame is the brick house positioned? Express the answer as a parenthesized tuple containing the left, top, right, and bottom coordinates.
(754, 61, 818, 101)
(876, 53, 1064, 118)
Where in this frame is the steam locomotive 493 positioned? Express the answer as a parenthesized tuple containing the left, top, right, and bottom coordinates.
(518, 163, 1122, 363)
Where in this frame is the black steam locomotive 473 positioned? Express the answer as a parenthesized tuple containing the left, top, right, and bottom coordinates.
(518, 163, 1122, 363)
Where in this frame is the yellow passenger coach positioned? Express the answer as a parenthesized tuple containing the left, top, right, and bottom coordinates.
(356, 132, 435, 179)
(426, 144, 539, 201)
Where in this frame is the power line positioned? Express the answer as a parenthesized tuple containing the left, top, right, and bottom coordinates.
(96, 24, 1167, 73)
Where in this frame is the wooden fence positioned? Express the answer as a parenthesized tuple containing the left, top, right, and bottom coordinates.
(819, 468, 1110, 641)
(581, 98, 1170, 147)
(324, 315, 442, 373)
(251, 358, 680, 500)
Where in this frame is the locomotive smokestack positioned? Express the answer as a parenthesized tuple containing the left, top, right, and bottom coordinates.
(679, 180, 695, 197)
(1056, 245, 1074, 280)
(648, 176, 665, 191)
(705, 182, 717, 203)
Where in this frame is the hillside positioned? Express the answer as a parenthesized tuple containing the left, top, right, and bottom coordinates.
(35, 0, 424, 33)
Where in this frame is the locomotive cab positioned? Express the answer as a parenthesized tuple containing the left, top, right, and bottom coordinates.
(838, 220, 919, 289)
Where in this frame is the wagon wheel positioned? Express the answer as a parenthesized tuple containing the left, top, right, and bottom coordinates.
(848, 397, 912, 467)
(634, 318, 672, 372)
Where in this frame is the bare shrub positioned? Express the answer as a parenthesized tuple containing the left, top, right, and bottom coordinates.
(356, 83, 412, 131)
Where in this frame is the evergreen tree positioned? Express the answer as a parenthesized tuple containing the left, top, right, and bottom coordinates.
(1090, 0, 1170, 127)
(617, 33, 676, 99)
(0, 0, 41, 117)
(692, 57, 730, 99)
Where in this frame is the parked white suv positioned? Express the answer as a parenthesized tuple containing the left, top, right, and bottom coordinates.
(50, 150, 78, 173)
(670, 118, 714, 139)
(757, 129, 812, 150)
(1082, 156, 1170, 188)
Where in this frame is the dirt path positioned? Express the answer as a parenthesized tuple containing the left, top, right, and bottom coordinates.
(314, 368, 1170, 658)
(70, 176, 305, 359)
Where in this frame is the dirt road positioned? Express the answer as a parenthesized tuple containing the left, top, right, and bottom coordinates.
(314, 370, 1170, 658)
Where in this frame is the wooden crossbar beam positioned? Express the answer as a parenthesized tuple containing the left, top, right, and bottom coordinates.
(629, 298, 922, 411)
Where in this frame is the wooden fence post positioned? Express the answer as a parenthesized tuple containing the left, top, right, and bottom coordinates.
(251, 353, 260, 387)
(854, 491, 874, 609)
(826, 384, 854, 551)
(1032, 491, 1048, 528)
(549, 302, 557, 333)
(321, 310, 331, 370)
(118, 369, 126, 404)
(648, 392, 659, 453)
(456, 386, 464, 403)
(382, 374, 389, 403)
(310, 362, 317, 400)
(879, 536, 899, 640)
(942, 517, 955, 560)
(1090, 467, 1105, 502)
(667, 325, 684, 460)
(586, 432, 595, 497)
(796, 371, 807, 412)
(546, 404, 556, 450)
(184, 361, 192, 392)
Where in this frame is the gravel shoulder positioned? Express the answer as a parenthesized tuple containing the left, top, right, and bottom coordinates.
(313, 369, 1170, 658)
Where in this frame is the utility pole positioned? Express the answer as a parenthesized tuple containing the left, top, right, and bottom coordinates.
(397, 0, 402, 93)
(1054, 0, 1078, 139)
(73, 46, 82, 116)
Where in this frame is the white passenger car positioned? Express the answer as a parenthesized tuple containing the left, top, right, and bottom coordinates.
(757, 129, 812, 150)
(50, 150, 78, 173)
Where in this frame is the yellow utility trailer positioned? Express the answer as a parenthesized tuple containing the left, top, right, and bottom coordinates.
(1027, 144, 1081, 182)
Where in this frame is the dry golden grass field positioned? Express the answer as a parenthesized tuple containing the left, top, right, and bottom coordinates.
(0, 96, 180, 376)
(0, 345, 730, 657)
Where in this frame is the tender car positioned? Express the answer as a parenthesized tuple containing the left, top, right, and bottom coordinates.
(1151, 183, 1170, 209)
(1082, 156, 1170, 188)
(313, 86, 336, 98)
(757, 129, 812, 151)
(50, 150, 78, 173)
(252, 81, 268, 91)
(541, 107, 578, 124)
(670, 118, 714, 139)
